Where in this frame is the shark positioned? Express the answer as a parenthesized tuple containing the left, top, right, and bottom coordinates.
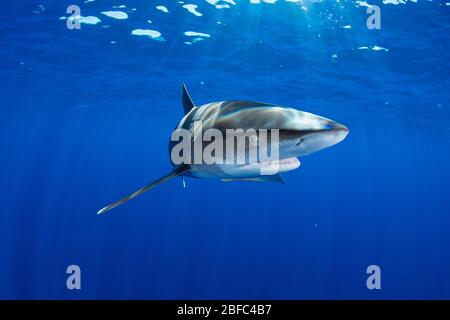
(97, 84, 348, 214)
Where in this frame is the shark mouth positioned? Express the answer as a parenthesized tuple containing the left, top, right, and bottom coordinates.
(260, 157, 301, 173)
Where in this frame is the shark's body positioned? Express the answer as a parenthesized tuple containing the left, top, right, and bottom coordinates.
(98, 84, 348, 214)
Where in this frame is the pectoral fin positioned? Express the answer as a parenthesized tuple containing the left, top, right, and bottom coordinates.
(97, 166, 189, 215)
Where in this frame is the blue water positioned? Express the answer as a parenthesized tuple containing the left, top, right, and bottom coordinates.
(1, 0, 450, 299)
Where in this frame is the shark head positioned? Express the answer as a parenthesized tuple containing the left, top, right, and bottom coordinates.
(278, 110, 349, 158)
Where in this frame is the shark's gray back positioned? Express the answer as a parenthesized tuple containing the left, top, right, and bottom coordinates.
(177, 100, 330, 134)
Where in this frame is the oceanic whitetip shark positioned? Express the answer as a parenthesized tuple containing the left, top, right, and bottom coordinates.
(97, 84, 348, 214)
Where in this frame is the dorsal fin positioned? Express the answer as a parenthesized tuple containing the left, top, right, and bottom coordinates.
(182, 83, 195, 114)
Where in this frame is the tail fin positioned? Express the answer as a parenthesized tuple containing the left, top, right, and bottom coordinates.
(97, 166, 188, 215)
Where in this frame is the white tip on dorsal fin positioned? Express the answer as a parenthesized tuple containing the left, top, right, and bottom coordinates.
(182, 83, 195, 114)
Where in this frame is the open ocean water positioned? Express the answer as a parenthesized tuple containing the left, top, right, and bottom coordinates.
(0, 0, 450, 299)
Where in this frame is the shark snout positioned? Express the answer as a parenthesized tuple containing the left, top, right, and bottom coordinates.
(326, 120, 349, 143)
(322, 119, 349, 145)
(292, 118, 349, 157)
(312, 115, 347, 132)
(331, 121, 348, 131)
(327, 121, 349, 134)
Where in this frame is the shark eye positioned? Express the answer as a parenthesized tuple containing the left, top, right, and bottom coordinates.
(296, 137, 305, 146)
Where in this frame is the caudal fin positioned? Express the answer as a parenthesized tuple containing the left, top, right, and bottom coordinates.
(97, 166, 188, 215)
